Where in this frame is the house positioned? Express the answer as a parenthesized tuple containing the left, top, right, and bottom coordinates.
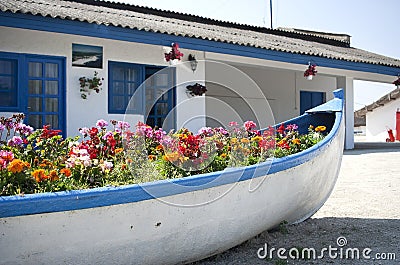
(355, 87, 400, 141)
(1, 0, 400, 149)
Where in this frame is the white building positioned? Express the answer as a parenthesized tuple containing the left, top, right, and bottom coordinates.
(355, 87, 400, 142)
(1, 0, 400, 149)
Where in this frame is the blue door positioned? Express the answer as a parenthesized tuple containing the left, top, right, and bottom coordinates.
(26, 56, 65, 132)
(300, 91, 325, 114)
(145, 66, 175, 129)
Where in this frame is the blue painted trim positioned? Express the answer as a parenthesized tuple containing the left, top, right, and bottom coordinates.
(0, 12, 399, 76)
(0, 90, 344, 218)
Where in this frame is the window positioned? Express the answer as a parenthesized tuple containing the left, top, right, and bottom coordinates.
(108, 62, 142, 114)
(108, 62, 175, 129)
(0, 52, 65, 132)
(300, 91, 326, 114)
(0, 58, 18, 110)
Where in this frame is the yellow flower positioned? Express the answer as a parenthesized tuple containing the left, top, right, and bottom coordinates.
(240, 138, 250, 144)
(315, 126, 326, 132)
(292, 138, 301, 145)
(242, 148, 251, 156)
(230, 138, 238, 144)
(164, 152, 180, 162)
(7, 159, 27, 174)
(251, 136, 262, 142)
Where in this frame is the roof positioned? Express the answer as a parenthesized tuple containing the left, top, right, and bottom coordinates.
(1, 0, 400, 69)
(355, 86, 400, 117)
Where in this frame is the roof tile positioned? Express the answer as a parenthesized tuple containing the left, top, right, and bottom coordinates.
(1, 0, 400, 68)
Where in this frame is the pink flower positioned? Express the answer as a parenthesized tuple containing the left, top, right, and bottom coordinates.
(0, 150, 14, 169)
(215, 127, 229, 136)
(16, 123, 34, 136)
(229, 121, 238, 127)
(285, 124, 298, 131)
(102, 131, 114, 140)
(101, 161, 113, 172)
(244, 121, 257, 131)
(96, 119, 108, 129)
(117, 121, 130, 131)
(198, 127, 213, 136)
(7, 136, 23, 147)
(79, 127, 89, 137)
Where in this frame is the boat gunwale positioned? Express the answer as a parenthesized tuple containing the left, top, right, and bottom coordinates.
(0, 90, 344, 218)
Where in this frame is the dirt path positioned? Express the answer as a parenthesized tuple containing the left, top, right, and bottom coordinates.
(192, 148, 400, 264)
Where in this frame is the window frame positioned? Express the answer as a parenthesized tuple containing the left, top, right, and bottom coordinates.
(0, 52, 21, 112)
(108, 61, 144, 114)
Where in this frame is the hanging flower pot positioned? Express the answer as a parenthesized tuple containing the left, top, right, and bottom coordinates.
(164, 43, 184, 64)
(79, 71, 104, 99)
(304, 63, 317, 80)
(186, 83, 207, 96)
(169, 59, 179, 66)
(393, 76, 400, 89)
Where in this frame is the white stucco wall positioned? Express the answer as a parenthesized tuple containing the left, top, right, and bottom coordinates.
(366, 100, 400, 141)
(0, 26, 206, 135)
(205, 63, 337, 128)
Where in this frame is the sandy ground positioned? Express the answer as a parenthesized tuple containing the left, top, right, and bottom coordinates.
(192, 148, 400, 265)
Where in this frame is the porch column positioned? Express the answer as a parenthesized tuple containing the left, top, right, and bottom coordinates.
(337, 76, 354, 149)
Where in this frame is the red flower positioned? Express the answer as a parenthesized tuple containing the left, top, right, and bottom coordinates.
(277, 124, 285, 135)
(304, 64, 317, 77)
(89, 127, 98, 137)
(164, 43, 184, 62)
(40, 125, 61, 139)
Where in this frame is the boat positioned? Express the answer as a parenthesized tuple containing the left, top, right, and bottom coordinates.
(0, 89, 345, 265)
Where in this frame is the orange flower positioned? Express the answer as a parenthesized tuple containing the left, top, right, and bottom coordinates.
(148, 155, 157, 161)
(7, 159, 27, 174)
(32, 169, 46, 182)
(156, 145, 164, 151)
(220, 153, 227, 158)
(292, 138, 301, 145)
(49, 170, 59, 181)
(277, 139, 287, 146)
(315, 126, 326, 132)
(115, 148, 123, 154)
(60, 168, 72, 177)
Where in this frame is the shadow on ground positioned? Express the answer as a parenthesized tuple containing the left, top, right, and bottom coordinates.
(191, 217, 399, 265)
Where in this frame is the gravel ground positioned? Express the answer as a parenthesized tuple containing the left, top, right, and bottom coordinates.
(191, 148, 400, 265)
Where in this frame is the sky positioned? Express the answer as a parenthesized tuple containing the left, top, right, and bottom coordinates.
(118, 0, 400, 110)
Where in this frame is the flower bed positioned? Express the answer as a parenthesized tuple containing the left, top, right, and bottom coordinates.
(0, 114, 326, 196)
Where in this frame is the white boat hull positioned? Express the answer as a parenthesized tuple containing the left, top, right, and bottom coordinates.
(0, 90, 345, 265)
